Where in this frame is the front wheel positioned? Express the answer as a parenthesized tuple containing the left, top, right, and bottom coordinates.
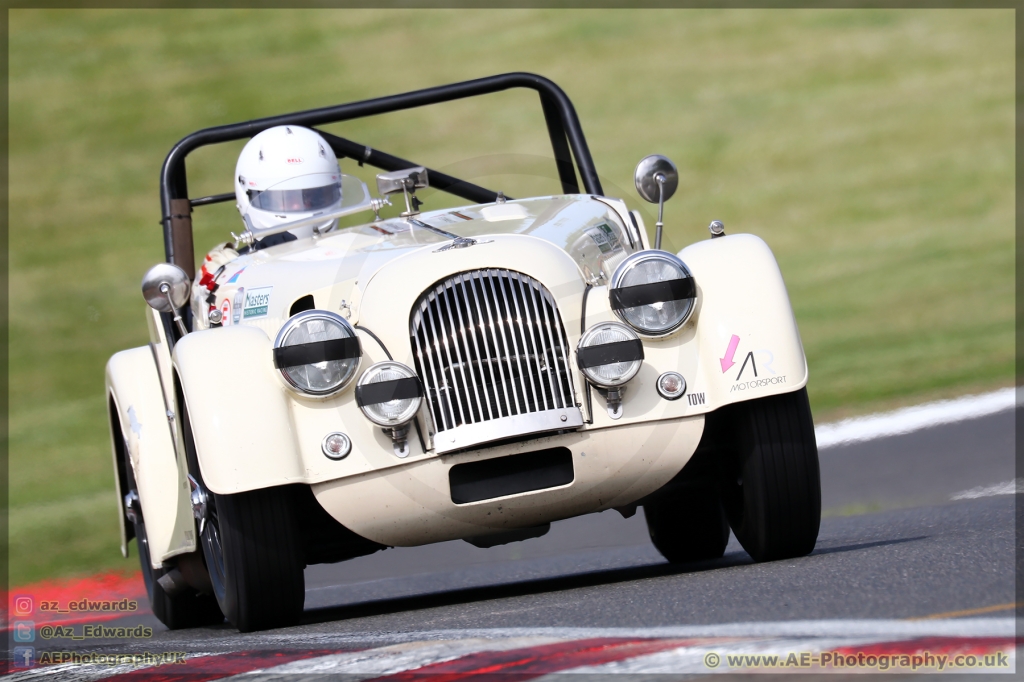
(718, 388, 821, 562)
(122, 443, 222, 629)
(644, 487, 730, 563)
(200, 486, 305, 632)
(178, 389, 305, 632)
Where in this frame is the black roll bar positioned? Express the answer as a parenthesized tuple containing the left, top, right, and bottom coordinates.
(188, 131, 507, 209)
(159, 72, 603, 273)
(314, 130, 504, 206)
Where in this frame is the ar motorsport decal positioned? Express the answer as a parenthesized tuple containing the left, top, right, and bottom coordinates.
(242, 286, 273, 319)
(721, 334, 786, 392)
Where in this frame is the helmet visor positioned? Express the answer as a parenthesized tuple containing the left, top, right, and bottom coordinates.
(248, 182, 341, 213)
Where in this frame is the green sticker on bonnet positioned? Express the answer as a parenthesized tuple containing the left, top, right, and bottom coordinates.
(590, 223, 620, 254)
(242, 286, 273, 318)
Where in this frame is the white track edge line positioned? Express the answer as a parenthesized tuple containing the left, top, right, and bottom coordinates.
(261, 618, 1016, 646)
(814, 387, 1015, 448)
(951, 478, 1024, 500)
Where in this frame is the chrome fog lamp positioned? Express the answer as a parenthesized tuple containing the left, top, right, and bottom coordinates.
(356, 361, 423, 458)
(273, 310, 361, 397)
(577, 322, 644, 419)
(609, 251, 696, 336)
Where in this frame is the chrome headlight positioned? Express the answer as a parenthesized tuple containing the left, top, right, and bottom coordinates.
(273, 310, 361, 396)
(576, 322, 644, 388)
(356, 361, 423, 427)
(609, 251, 696, 336)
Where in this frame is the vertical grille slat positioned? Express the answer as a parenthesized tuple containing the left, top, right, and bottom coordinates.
(513, 272, 548, 411)
(456, 274, 491, 422)
(467, 272, 502, 420)
(441, 282, 474, 425)
(487, 272, 524, 415)
(412, 269, 576, 443)
(446, 284, 473, 426)
(439, 284, 470, 428)
(538, 282, 571, 409)
(425, 288, 460, 430)
(411, 309, 441, 431)
(475, 271, 513, 418)
(524, 275, 558, 410)
(507, 273, 541, 413)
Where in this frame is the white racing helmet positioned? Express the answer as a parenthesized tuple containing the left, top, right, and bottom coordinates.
(235, 126, 343, 240)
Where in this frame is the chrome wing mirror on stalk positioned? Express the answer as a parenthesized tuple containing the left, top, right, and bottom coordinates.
(634, 155, 678, 251)
(376, 167, 429, 217)
(142, 263, 191, 336)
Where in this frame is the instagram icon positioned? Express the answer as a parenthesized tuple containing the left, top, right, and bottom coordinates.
(13, 596, 34, 616)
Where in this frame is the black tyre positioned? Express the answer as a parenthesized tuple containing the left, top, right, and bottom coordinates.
(122, 443, 223, 629)
(200, 486, 306, 632)
(644, 486, 729, 563)
(176, 383, 305, 632)
(718, 388, 821, 562)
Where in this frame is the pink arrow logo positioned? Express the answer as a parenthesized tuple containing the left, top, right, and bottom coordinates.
(720, 334, 741, 373)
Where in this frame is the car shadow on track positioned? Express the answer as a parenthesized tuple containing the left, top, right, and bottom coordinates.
(299, 535, 931, 627)
(300, 552, 755, 626)
(811, 535, 928, 556)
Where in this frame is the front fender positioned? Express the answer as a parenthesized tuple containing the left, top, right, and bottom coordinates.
(680, 233, 808, 408)
(106, 346, 196, 567)
(172, 325, 303, 494)
(173, 322, 418, 495)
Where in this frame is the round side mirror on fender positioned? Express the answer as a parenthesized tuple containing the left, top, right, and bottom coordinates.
(634, 155, 679, 251)
(142, 263, 191, 312)
(634, 154, 678, 204)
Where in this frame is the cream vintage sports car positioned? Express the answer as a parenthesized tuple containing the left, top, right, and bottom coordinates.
(108, 73, 821, 632)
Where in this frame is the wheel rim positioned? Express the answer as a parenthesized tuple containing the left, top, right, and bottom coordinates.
(200, 502, 229, 609)
(123, 439, 158, 605)
(135, 514, 159, 604)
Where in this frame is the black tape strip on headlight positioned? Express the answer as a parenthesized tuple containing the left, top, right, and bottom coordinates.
(576, 339, 645, 369)
(355, 377, 422, 407)
(609, 277, 696, 310)
(273, 337, 361, 369)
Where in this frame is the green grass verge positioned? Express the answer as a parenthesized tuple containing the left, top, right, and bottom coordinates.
(8, 9, 1014, 583)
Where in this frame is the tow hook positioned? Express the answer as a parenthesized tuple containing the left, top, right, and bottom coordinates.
(188, 475, 208, 535)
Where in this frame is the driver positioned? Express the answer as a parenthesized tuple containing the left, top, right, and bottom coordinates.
(193, 126, 344, 326)
(234, 125, 344, 246)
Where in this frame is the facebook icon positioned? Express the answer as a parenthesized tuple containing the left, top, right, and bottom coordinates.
(13, 646, 35, 668)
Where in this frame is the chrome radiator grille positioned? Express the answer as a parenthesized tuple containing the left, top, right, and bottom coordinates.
(411, 269, 577, 441)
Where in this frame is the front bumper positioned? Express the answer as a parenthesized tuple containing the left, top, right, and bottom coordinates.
(312, 414, 704, 547)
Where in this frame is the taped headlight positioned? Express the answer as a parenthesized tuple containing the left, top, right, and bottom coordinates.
(576, 322, 644, 388)
(273, 310, 360, 396)
(609, 251, 696, 336)
(356, 361, 423, 427)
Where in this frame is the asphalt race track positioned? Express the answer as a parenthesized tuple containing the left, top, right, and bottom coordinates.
(7, 404, 1018, 678)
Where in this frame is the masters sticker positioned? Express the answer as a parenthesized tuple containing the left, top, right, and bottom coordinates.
(242, 286, 273, 319)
